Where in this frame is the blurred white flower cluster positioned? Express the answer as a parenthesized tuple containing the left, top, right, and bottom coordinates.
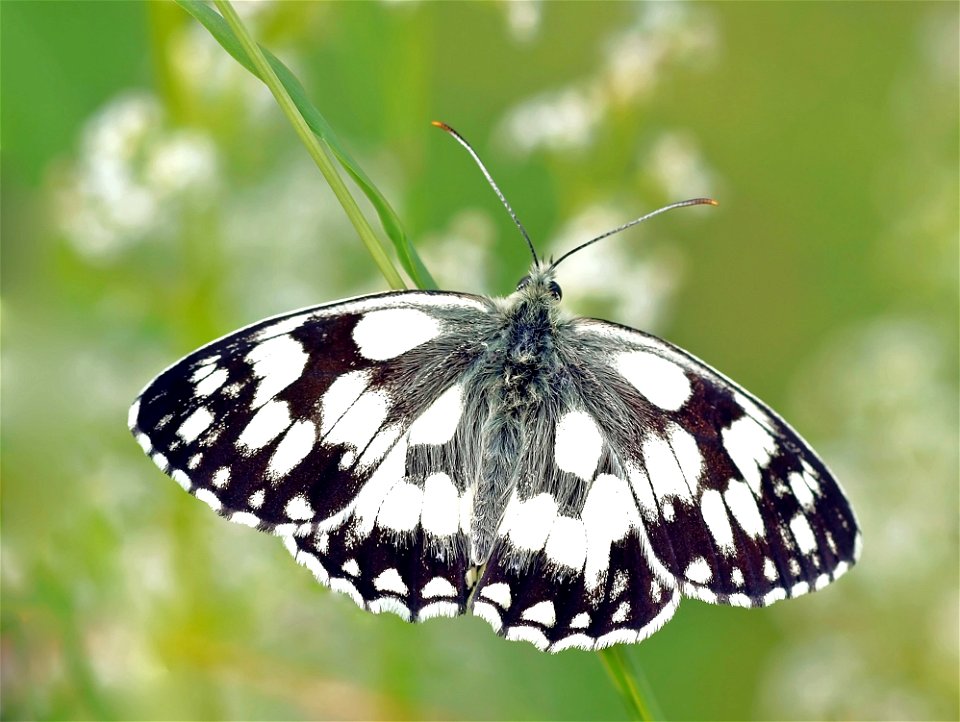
(54, 93, 219, 261)
(498, 3, 718, 154)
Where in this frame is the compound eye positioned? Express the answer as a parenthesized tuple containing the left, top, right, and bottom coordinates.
(548, 281, 562, 300)
(516, 276, 531, 292)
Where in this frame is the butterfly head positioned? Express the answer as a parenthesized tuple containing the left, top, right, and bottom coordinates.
(515, 262, 562, 302)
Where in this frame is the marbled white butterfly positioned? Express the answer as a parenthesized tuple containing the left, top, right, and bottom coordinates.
(129, 123, 860, 652)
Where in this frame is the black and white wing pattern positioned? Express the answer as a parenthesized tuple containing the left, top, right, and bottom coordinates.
(129, 291, 498, 622)
(563, 318, 862, 607)
(466, 315, 860, 652)
(130, 276, 860, 653)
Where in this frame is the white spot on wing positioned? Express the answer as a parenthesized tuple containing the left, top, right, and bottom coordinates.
(611, 600, 630, 623)
(324, 390, 389, 455)
(190, 359, 219, 382)
(231, 511, 260, 527)
(212, 467, 230, 488)
(408, 384, 463, 446)
(668, 423, 703, 493)
(505, 625, 549, 650)
(358, 423, 403, 470)
(194, 368, 228, 397)
(237, 400, 291, 451)
(171, 468, 190, 489)
(684, 556, 712, 583)
(554, 410, 603, 481)
(419, 601, 460, 620)
(643, 433, 693, 504)
(420, 472, 460, 537)
(254, 313, 312, 341)
(177, 406, 214, 444)
(479, 582, 511, 609)
(570, 611, 591, 629)
(473, 601, 502, 632)
(700, 488, 735, 553)
(342, 559, 360, 576)
(422, 576, 457, 599)
(595, 628, 639, 650)
(369, 597, 412, 621)
(731, 567, 744, 586)
(551, 634, 596, 652)
(151, 452, 168, 471)
(136, 432, 153, 454)
(790, 512, 818, 554)
(373, 568, 408, 595)
(521, 600, 556, 627)
(285, 493, 314, 521)
(376, 481, 422, 533)
(195, 488, 222, 512)
(611, 570, 629, 599)
(248, 489, 265, 508)
(626, 463, 658, 520)
(650, 578, 663, 602)
(268, 420, 316, 478)
(763, 557, 778, 581)
(615, 350, 692, 411)
(581, 474, 640, 591)
(722, 415, 778, 495)
(351, 436, 408, 536)
(724, 478, 765, 538)
(762, 588, 787, 605)
(499, 492, 558, 552)
(330, 577, 364, 607)
(246, 335, 308, 408)
(127, 399, 140, 430)
(320, 370, 371, 436)
(352, 307, 441, 361)
(832, 560, 850, 580)
(788, 471, 816, 510)
(544, 515, 587, 570)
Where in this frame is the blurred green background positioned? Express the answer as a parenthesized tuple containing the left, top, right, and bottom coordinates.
(2, 2, 957, 720)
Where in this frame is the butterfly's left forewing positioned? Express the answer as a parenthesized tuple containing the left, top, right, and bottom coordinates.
(566, 318, 862, 607)
(130, 291, 495, 620)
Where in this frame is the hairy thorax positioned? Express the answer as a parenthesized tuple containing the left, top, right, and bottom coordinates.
(469, 294, 565, 565)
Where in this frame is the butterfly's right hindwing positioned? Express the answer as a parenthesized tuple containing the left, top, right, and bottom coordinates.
(130, 291, 494, 619)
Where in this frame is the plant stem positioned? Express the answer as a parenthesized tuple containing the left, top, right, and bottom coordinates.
(599, 647, 662, 721)
(212, 0, 407, 291)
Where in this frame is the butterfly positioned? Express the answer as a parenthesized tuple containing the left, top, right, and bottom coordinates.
(129, 122, 860, 652)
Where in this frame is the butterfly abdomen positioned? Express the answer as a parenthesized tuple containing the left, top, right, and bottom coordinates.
(465, 295, 569, 565)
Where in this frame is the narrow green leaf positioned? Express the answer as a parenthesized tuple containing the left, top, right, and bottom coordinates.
(175, 0, 436, 290)
(599, 647, 662, 721)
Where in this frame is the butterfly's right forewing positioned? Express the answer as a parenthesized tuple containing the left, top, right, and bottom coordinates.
(130, 291, 495, 620)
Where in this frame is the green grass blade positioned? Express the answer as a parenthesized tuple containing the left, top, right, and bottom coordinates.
(176, 0, 436, 290)
(598, 646, 662, 721)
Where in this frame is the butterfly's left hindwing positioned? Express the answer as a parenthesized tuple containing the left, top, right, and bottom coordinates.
(130, 291, 494, 620)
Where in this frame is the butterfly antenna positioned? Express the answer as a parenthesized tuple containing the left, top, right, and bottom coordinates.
(432, 121, 539, 264)
(549, 197, 718, 270)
